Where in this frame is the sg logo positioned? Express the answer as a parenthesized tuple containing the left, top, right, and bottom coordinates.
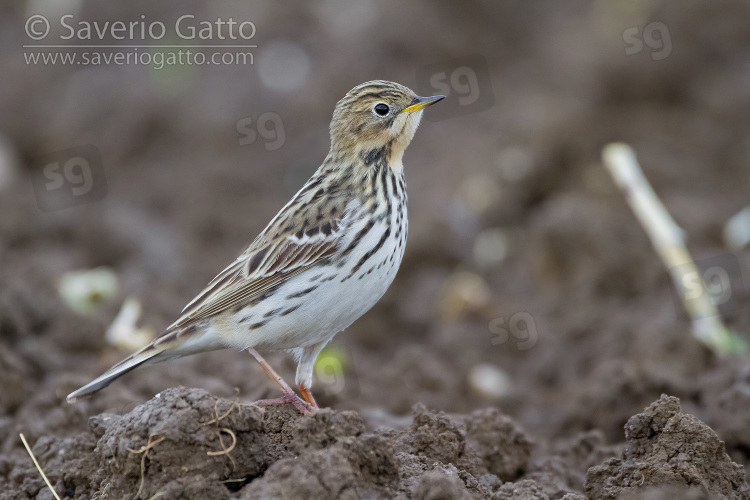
(31, 145, 107, 212)
(623, 21, 672, 61)
(416, 54, 494, 121)
(313, 344, 358, 400)
(682, 266, 732, 306)
(488, 311, 538, 351)
(44, 157, 95, 197)
(671, 255, 746, 320)
(236, 112, 286, 151)
(430, 66, 482, 107)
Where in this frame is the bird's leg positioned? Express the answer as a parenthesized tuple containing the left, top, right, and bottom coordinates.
(298, 383, 318, 409)
(294, 340, 327, 410)
(245, 348, 316, 415)
(246, 347, 293, 393)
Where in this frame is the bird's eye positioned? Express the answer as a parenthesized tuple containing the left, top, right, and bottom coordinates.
(373, 103, 390, 116)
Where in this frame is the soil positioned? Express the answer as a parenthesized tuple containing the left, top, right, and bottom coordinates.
(2, 389, 747, 499)
(2, 1, 750, 499)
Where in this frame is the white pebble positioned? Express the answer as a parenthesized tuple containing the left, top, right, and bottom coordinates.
(469, 363, 511, 399)
(724, 206, 750, 251)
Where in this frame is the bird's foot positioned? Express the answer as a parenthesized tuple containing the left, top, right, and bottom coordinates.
(251, 389, 317, 416)
(245, 347, 319, 415)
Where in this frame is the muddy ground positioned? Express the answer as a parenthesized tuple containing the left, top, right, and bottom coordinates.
(2, 1, 750, 498)
(2, 389, 748, 499)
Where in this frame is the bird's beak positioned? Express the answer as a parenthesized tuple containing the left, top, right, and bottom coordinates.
(401, 95, 446, 114)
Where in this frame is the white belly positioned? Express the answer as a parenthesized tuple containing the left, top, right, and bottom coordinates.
(217, 213, 407, 351)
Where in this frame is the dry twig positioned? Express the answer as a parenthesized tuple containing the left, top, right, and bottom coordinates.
(206, 428, 237, 457)
(201, 391, 240, 427)
(602, 143, 746, 356)
(127, 431, 166, 500)
(19, 434, 61, 500)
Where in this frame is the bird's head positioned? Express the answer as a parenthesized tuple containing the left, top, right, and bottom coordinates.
(329, 80, 444, 169)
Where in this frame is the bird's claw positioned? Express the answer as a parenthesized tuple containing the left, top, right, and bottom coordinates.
(251, 390, 317, 416)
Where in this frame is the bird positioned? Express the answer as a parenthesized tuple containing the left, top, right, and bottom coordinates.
(67, 80, 444, 414)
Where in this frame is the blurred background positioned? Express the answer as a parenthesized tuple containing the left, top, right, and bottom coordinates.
(1, 0, 750, 478)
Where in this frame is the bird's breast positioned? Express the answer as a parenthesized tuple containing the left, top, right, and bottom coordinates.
(218, 194, 408, 352)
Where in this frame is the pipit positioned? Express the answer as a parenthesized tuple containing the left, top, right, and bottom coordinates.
(67, 80, 444, 414)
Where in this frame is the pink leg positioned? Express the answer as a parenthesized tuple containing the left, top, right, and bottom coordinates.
(246, 348, 316, 415)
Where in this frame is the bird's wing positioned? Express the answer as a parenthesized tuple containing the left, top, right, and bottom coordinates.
(167, 197, 358, 331)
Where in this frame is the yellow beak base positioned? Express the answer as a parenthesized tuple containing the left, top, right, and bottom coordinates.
(402, 95, 446, 114)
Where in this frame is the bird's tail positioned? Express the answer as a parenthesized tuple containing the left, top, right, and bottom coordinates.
(66, 343, 165, 403)
(66, 324, 216, 403)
